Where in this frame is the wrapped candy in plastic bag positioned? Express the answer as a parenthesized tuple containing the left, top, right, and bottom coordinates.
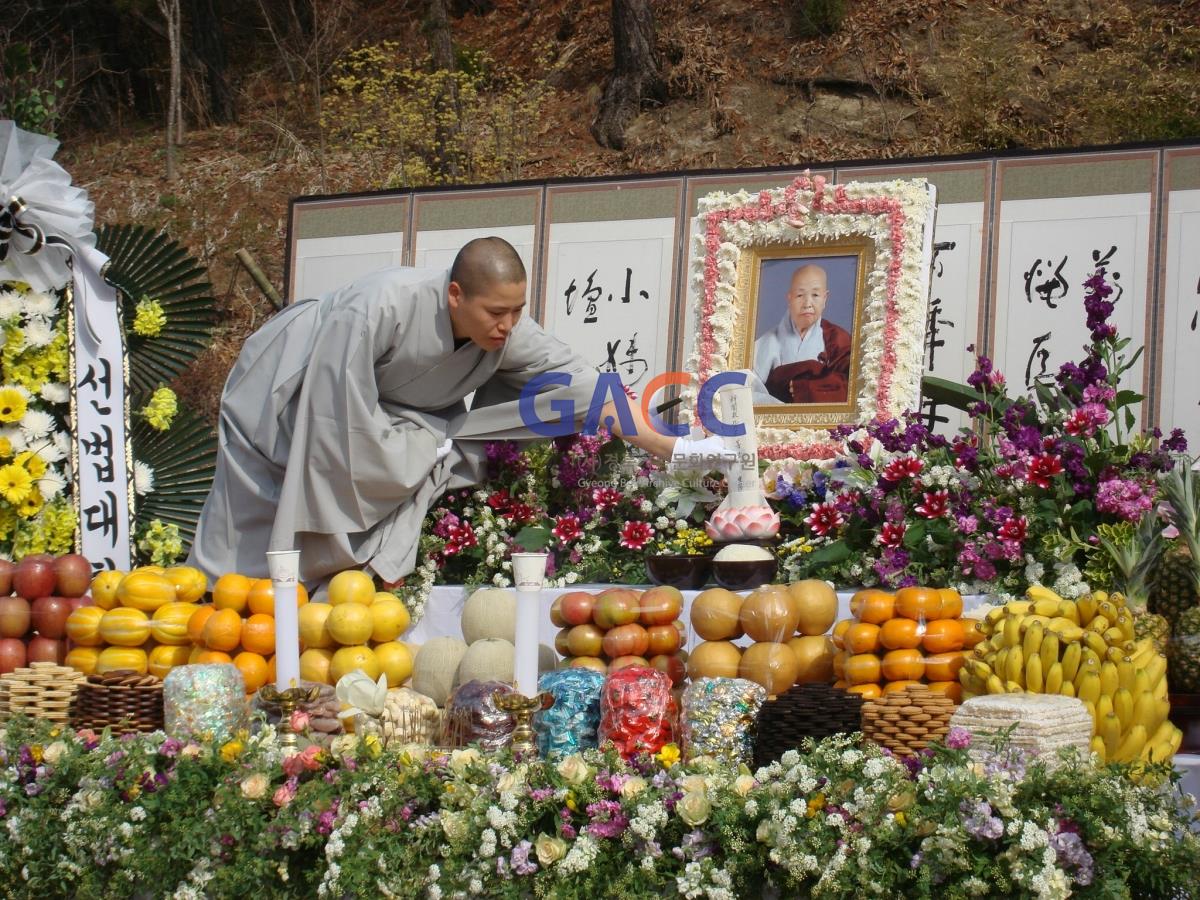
(681, 677, 766, 764)
(598, 666, 677, 760)
(443, 679, 515, 751)
(535, 668, 604, 758)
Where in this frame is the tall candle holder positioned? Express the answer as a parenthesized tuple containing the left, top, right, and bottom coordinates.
(494, 690, 555, 756)
(258, 683, 322, 749)
(510, 552, 547, 697)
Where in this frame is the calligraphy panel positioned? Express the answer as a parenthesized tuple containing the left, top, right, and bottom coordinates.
(1157, 149, 1200, 441)
(288, 196, 408, 301)
(410, 187, 542, 286)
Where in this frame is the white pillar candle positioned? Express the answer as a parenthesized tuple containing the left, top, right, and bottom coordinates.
(510, 552, 548, 697)
(266, 550, 302, 690)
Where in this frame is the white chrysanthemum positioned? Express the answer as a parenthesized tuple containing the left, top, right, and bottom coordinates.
(0, 292, 22, 320)
(22, 291, 58, 318)
(19, 409, 55, 440)
(38, 382, 69, 404)
(37, 468, 66, 501)
(1, 426, 28, 453)
(23, 317, 54, 349)
(133, 461, 155, 496)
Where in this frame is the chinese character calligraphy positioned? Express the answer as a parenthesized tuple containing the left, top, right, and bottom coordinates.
(563, 267, 650, 326)
(1023, 256, 1069, 308)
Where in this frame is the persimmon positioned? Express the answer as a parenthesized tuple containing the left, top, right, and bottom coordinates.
(961, 618, 987, 649)
(923, 618, 965, 653)
(850, 589, 895, 625)
(831, 618, 852, 650)
(241, 613, 276, 656)
(212, 573, 252, 613)
(844, 622, 882, 654)
(927, 680, 963, 703)
(847, 683, 882, 700)
(234, 651, 270, 693)
(895, 586, 943, 621)
(936, 588, 963, 620)
(203, 607, 243, 652)
(845, 652, 882, 685)
(881, 648, 926, 682)
(924, 650, 966, 682)
(832, 650, 847, 679)
(880, 617, 924, 650)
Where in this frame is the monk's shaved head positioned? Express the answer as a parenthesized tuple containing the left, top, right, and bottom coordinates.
(450, 237, 527, 298)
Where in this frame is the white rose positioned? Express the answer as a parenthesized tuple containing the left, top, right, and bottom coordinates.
(734, 775, 757, 797)
(556, 754, 591, 785)
(240, 772, 269, 799)
(441, 811, 467, 841)
(619, 776, 647, 799)
(534, 833, 567, 866)
(449, 748, 481, 774)
(677, 775, 708, 796)
(329, 734, 360, 758)
(677, 791, 711, 827)
(496, 771, 520, 794)
(42, 740, 68, 766)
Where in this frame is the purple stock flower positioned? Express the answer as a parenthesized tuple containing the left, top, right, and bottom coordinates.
(1051, 827, 1095, 886)
(510, 840, 538, 876)
(945, 727, 971, 750)
(1095, 478, 1155, 521)
(960, 800, 1004, 841)
(1163, 428, 1189, 453)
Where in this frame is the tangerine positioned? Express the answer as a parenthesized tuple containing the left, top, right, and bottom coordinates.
(213, 573, 252, 613)
(927, 680, 963, 703)
(922, 618, 965, 653)
(241, 613, 276, 656)
(924, 651, 966, 682)
(850, 589, 895, 624)
(880, 617, 924, 650)
(246, 578, 310, 616)
(831, 618, 852, 650)
(187, 606, 215, 645)
(881, 648, 926, 682)
(234, 651, 270, 693)
(844, 652, 882, 685)
(937, 587, 963, 620)
(894, 586, 943, 621)
(203, 607, 243, 652)
(844, 622, 882, 654)
(195, 649, 233, 665)
(847, 683, 882, 700)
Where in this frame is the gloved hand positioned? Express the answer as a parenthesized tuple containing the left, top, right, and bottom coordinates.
(670, 434, 731, 471)
(435, 437, 454, 464)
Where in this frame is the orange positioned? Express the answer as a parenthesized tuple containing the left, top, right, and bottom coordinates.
(881, 648, 926, 682)
(266, 654, 276, 685)
(961, 619, 986, 649)
(925, 651, 966, 682)
(937, 588, 963, 620)
(844, 622, 882, 655)
(880, 617, 924, 650)
(195, 649, 233, 665)
(850, 589, 895, 624)
(847, 683, 882, 700)
(203, 607, 242, 652)
(241, 613, 276, 656)
(895, 586, 943, 622)
(831, 619, 852, 650)
(883, 680, 922, 696)
(187, 605, 215, 645)
(233, 651, 270, 693)
(845, 653, 882, 685)
(927, 680, 963, 703)
(922, 619, 965, 654)
(246, 578, 310, 616)
(213, 573, 252, 613)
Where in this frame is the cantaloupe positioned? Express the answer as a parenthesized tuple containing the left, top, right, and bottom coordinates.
(790, 579, 839, 636)
(456, 638, 515, 686)
(461, 588, 517, 644)
(412, 636, 468, 705)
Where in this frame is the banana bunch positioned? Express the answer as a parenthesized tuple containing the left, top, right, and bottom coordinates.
(960, 586, 1182, 765)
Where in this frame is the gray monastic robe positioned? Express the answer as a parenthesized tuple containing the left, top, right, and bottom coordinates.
(188, 266, 600, 585)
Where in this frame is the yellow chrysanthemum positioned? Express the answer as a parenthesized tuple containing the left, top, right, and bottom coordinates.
(133, 298, 167, 337)
(17, 491, 43, 518)
(0, 463, 32, 504)
(141, 386, 178, 432)
(0, 387, 26, 423)
(15, 451, 45, 479)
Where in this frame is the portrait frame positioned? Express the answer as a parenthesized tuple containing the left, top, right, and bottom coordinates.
(684, 173, 937, 459)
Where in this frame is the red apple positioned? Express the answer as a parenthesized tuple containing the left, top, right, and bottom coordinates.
(554, 627, 572, 657)
(602, 622, 650, 659)
(27, 636, 66, 665)
(592, 588, 641, 629)
(609, 655, 649, 672)
(640, 586, 683, 625)
(646, 623, 682, 656)
(0, 595, 31, 638)
(0, 559, 14, 596)
(550, 596, 568, 628)
(566, 623, 604, 658)
(650, 653, 687, 686)
(559, 591, 597, 627)
(53, 554, 93, 598)
(31, 596, 71, 639)
(569, 656, 608, 675)
(0, 637, 26, 674)
(13, 557, 56, 600)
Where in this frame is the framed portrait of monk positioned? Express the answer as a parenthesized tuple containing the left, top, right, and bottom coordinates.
(684, 174, 937, 459)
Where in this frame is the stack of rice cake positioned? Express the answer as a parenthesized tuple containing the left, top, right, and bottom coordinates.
(861, 684, 956, 757)
(949, 694, 1093, 764)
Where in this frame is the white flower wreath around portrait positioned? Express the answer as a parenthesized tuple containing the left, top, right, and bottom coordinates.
(682, 176, 936, 457)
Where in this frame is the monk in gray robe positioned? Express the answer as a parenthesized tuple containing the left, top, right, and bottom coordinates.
(189, 237, 723, 586)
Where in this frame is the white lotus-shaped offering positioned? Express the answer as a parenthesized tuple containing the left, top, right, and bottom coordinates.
(706, 505, 780, 541)
(335, 671, 388, 721)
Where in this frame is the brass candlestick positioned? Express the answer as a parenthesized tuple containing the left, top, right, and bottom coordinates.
(494, 691, 555, 756)
(258, 684, 322, 749)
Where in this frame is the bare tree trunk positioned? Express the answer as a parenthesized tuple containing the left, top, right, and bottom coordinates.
(426, 0, 455, 70)
(591, 0, 665, 150)
(157, 0, 182, 180)
(425, 0, 460, 181)
(183, 0, 237, 124)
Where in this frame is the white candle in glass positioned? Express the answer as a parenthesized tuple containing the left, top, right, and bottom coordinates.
(266, 550, 301, 690)
(509, 552, 548, 696)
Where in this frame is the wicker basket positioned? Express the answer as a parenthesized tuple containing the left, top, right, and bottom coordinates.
(0, 662, 87, 725)
(71, 670, 165, 734)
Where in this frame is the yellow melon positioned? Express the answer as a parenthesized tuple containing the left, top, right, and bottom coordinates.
(65, 646, 101, 675)
(116, 571, 177, 613)
(99, 607, 152, 647)
(96, 645, 148, 675)
(150, 602, 199, 646)
(65, 606, 105, 647)
(163, 566, 208, 604)
(148, 644, 192, 679)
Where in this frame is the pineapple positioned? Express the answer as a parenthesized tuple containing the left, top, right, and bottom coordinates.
(1135, 611, 1171, 653)
(1168, 606, 1200, 693)
(1096, 510, 1164, 612)
(1158, 463, 1200, 630)
(1150, 543, 1199, 630)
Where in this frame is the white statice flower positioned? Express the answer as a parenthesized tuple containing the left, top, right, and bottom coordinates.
(19, 409, 54, 440)
(133, 460, 155, 496)
(38, 382, 69, 404)
(22, 291, 58, 317)
(37, 467, 66, 501)
(22, 316, 54, 348)
(0, 291, 22, 320)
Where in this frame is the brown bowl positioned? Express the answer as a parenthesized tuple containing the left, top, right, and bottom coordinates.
(711, 557, 778, 591)
(644, 554, 713, 590)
